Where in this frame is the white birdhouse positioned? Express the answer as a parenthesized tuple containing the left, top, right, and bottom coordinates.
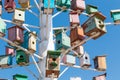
(74, 46, 84, 57)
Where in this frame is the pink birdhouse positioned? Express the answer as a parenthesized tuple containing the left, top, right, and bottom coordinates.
(93, 73, 106, 80)
(8, 26, 24, 45)
(4, 0, 16, 13)
(6, 46, 15, 56)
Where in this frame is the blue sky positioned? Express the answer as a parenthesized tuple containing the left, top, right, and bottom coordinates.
(0, 0, 120, 80)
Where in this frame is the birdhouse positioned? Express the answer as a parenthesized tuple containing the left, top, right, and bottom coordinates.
(43, 0, 55, 14)
(110, 9, 120, 23)
(0, 18, 6, 37)
(56, 0, 71, 11)
(82, 12, 107, 39)
(19, 1, 30, 9)
(69, 12, 80, 27)
(55, 29, 71, 51)
(71, 0, 86, 13)
(8, 26, 24, 45)
(0, 55, 12, 68)
(12, 9, 25, 26)
(6, 46, 15, 56)
(80, 53, 91, 69)
(4, 0, 16, 13)
(70, 26, 85, 46)
(63, 54, 76, 66)
(13, 74, 28, 80)
(46, 50, 61, 78)
(16, 50, 29, 66)
(86, 5, 98, 15)
(0, 0, 2, 15)
(94, 55, 107, 71)
(22, 31, 37, 53)
(73, 46, 84, 57)
(93, 73, 106, 80)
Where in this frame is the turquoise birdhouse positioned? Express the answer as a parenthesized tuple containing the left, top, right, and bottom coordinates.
(56, 0, 71, 11)
(110, 9, 120, 23)
(54, 29, 71, 51)
(0, 55, 12, 68)
(82, 12, 107, 39)
(0, 18, 6, 37)
(13, 74, 28, 80)
(22, 31, 37, 53)
(16, 50, 29, 66)
(86, 5, 98, 15)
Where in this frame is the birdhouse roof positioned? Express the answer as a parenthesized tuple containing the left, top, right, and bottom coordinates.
(110, 9, 120, 17)
(47, 50, 61, 56)
(92, 12, 106, 20)
(93, 55, 107, 60)
(13, 74, 28, 78)
(54, 27, 67, 35)
(87, 4, 98, 9)
(7, 25, 24, 30)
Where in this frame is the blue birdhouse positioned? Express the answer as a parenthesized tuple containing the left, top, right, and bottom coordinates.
(13, 74, 28, 80)
(54, 29, 71, 51)
(86, 5, 98, 15)
(22, 31, 37, 53)
(0, 55, 12, 68)
(0, 18, 6, 37)
(56, 0, 71, 11)
(110, 9, 120, 23)
(82, 12, 107, 39)
(16, 50, 29, 66)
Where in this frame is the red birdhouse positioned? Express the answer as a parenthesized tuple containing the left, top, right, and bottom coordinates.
(4, 0, 16, 13)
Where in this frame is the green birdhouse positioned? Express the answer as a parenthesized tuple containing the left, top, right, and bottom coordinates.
(86, 5, 98, 15)
(16, 50, 29, 66)
(13, 74, 28, 80)
(110, 9, 120, 23)
(56, 0, 71, 11)
(0, 18, 6, 37)
(46, 50, 61, 78)
(82, 12, 107, 39)
(54, 29, 71, 51)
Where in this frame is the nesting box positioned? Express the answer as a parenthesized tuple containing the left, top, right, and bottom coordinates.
(43, 0, 54, 14)
(56, 0, 71, 11)
(0, 55, 12, 68)
(93, 73, 106, 80)
(82, 12, 107, 39)
(6, 46, 15, 56)
(63, 54, 76, 66)
(0, 0, 2, 15)
(46, 50, 61, 78)
(19, 1, 30, 9)
(73, 46, 84, 57)
(13, 9, 25, 26)
(0, 18, 6, 37)
(13, 74, 28, 80)
(70, 26, 85, 46)
(71, 0, 86, 13)
(8, 26, 24, 45)
(16, 50, 29, 66)
(94, 55, 107, 71)
(69, 12, 80, 27)
(110, 9, 120, 23)
(86, 5, 98, 15)
(22, 31, 37, 53)
(80, 53, 91, 69)
(55, 29, 70, 51)
(4, 0, 16, 13)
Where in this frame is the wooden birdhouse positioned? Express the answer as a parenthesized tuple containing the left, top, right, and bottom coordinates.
(4, 0, 16, 13)
(63, 54, 76, 66)
(22, 31, 37, 53)
(110, 9, 120, 23)
(0, 0, 2, 15)
(93, 73, 106, 80)
(69, 12, 80, 27)
(80, 52, 91, 69)
(16, 50, 29, 66)
(86, 5, 98, 15)
(56, 0, 71, 11)
(6, 46, 15, 56)
(8, 26, 24, 45)
(13, 74, 28, 80)
(46, 50, 61, 78)
(55, 29, 71, 51)
(0, 55, 12, 68)
(73, 46, 84, 57)
(19, 1, 30, 9)
(82, 12, 107, 39)
(12, 9, 25, 26)
(94, 55, 107, 71)
(43, 0, 55, 14)
(70, 26, 85, 46)
(0, 18, 6, 37)
(71, 0, 86, 13)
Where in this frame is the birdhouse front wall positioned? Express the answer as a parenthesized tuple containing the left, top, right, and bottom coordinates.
(0, 18, 6, 37)
(70, 13, 80, 26)
(6, 46, 15, 56)
(44, 0, 55, 8)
